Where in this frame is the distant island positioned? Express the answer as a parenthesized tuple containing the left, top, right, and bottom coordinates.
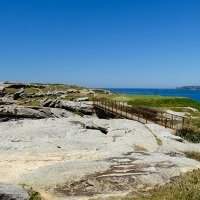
(178, 86, 200, 90)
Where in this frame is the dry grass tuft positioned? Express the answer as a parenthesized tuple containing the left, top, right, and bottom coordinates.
(184, 151, 200, 162)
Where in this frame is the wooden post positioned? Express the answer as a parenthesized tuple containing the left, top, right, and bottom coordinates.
(126, 105, 128, 118)
(130, 107, 131, 119)
(111, 100, 112, 112)
(171, 115, 174, 129)
(182, 117, 185, 129)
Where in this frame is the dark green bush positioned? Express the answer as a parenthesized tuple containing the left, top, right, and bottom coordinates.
(176, 128, 200, 143)
(29, 191, 42, 200)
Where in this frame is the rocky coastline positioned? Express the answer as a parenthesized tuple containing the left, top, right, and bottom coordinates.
(0, 82, 200, 200)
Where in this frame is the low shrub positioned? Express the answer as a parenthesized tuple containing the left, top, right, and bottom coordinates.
(176, 128, 200, 143)
(29, 190, 42, 200)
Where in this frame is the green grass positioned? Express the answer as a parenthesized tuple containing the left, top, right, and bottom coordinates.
(190, 112, 200, 129)
(135, 169, 200, 200)
(24, 87, 41, 94)
(136, 169, 200, 200)
(4, 87, 18, 94)
(17, 97, 43, 107)
(110, 95, 200, 110)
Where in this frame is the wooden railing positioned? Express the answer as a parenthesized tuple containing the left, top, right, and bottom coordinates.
(93, 98, 190, 130)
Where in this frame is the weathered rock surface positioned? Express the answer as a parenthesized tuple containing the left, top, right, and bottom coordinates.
(42, 99, 93, 115)
(79, 89, 95, 95)
(66, 89, 80, 94)
(0, 184, 29, 200)
(3, 82, 45, 89)
(91, 89, 111, 95)
(75, 97, 89, 102)
(0, 86, 5, 97)
(27, 91, 66, 98)
(13, 88, 25, 100)
(0, 105, 75, 119)
(70, 120, 108, 134)
(0, 117, 200, 199)
(0, 97, 15, 105)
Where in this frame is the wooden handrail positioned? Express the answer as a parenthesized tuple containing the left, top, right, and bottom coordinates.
(93, 98, 189, 130)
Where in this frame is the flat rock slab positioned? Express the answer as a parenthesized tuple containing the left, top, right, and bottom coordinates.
(0, 117, 200, 199)
(0, 105, 75, 120)
(0, 184, 29, 200)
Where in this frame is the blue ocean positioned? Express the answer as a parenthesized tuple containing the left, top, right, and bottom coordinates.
(108, 88, 200, 102)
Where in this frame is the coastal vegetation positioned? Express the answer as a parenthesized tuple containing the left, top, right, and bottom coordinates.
(2, 82, 200, 200)
(99, 169, 200, 200)
(29, 190, 42, 200)
(133, 169, 200, 200)
(176, 128, 200, 143)
(110, 95, 200, 110)
(104, 94, 200, 143)
(3, 83, 200, 143)
(4, 82, 200, 143)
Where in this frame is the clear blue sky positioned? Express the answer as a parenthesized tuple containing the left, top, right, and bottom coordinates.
(0, 0, 200, 88)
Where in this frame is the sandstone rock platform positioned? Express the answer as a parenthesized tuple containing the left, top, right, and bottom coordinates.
(0, 116, 200, 199)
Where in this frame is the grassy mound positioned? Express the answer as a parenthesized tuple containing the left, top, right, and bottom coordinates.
(102, 169, 200, 200)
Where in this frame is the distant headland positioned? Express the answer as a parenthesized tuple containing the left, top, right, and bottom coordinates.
(177, 86, 200, 90)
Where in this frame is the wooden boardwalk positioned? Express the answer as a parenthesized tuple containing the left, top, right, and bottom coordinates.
(93, 98, 190, 130)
